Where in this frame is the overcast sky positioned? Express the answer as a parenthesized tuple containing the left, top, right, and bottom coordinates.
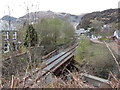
(0, 0, 119, 18)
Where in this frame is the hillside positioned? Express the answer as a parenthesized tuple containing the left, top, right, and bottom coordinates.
(77, 8, 118, 29)
(1, 15, 17, 21)
(1, 11, 84, 29)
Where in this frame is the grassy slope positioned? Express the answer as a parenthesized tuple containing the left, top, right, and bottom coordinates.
(75, 37, 116, 78)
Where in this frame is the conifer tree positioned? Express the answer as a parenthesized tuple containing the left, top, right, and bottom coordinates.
(24, 24, 38, 47)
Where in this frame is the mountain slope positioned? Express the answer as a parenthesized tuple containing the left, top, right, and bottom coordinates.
(2, 15, 17, 21)
(77, 8, 118, 29)
(1, 11, 84, 29)
(16, 11, 83, 25)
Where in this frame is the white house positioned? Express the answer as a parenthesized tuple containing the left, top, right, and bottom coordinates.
(0, 20, 18, 53)
(75, 28, 90, 36)
(114, 30, 120, 40)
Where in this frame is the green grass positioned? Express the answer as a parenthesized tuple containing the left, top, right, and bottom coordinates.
(75, 37, 91, 62)
(75, 37, 116, 78)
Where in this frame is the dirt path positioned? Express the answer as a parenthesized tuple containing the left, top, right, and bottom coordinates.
(90, 39, 103, 44)
(107, 42, 120, 56)
(90, 39, 120, 55)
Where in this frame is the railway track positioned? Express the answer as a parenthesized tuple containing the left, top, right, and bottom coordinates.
(17, 43, 79, 87)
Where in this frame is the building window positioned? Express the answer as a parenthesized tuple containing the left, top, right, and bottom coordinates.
(4, 32, 9, 40)
(13, 32, 17, 39)
(4, 42, 9, 52)
(12, 42, 16, 51)
(6, 32, 9, 39)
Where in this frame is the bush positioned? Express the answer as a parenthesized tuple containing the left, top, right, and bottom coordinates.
(75, 37, 91, 62)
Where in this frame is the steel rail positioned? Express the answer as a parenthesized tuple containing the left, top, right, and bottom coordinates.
(35, 49, 75, 82)
(34, 43, 78, 74)
(19, 43, 79, 86)
(42, 48, 59, 59)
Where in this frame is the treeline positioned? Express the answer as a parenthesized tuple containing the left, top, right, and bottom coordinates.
(19, 17, 75, 54)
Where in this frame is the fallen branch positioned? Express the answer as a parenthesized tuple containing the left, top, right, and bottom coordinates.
(109, 72, 120, 88)
(66, 68, 85, 88)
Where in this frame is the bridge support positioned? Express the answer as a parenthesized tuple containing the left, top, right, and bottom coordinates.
(52, 56, 78, 79)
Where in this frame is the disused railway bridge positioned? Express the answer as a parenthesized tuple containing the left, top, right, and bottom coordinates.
(17, 43, 79, 87)
(35, 43, 78, 80)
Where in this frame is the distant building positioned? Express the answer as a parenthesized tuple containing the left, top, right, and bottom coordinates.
(114, 30, 120, 40)
(75, 28, 90, 36)
(0, 20, 19, 53)
(113, 30, 120, 45)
